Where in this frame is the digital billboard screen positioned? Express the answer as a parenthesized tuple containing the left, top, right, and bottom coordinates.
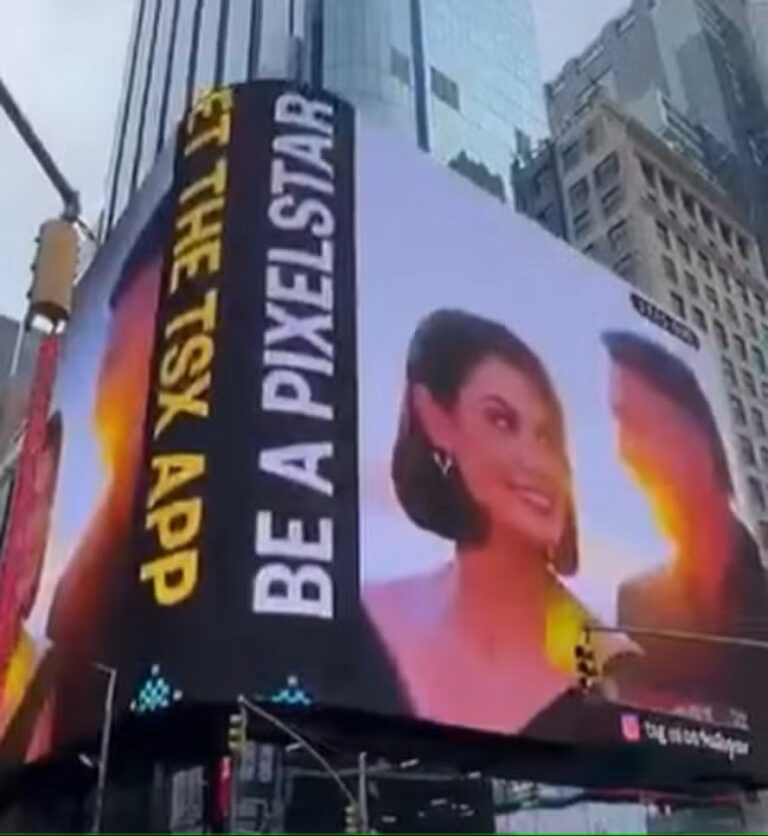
(2, 81, 767, 785)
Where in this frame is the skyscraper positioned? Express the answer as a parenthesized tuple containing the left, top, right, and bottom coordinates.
(545, 0, 768, 266)
(104, 0, 546, 233)
(532, 0, 768, 560)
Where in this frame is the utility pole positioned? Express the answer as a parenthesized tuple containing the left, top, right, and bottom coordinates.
(0, 77, 81, 221)
(237, 696, 364, 832)
(357, 752, 370, 834)
(91, 664, 118, 834)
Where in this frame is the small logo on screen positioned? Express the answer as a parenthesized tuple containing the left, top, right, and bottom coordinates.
(630, 292, 700, 349)
(621, 713, 642, 742)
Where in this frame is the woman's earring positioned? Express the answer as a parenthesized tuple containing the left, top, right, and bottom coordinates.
(432, 449, 454, 477)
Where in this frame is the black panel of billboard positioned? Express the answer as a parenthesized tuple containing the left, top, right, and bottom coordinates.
(129, 82, 362, 708)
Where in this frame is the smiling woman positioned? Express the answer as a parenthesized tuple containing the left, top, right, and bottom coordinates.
(363, 309, 596, 734)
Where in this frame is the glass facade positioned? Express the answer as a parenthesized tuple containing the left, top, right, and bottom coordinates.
(103, 0, 546, 231)
(421, 0, 545, 188)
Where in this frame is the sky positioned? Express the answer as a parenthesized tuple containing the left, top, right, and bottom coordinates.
(0, 0, 628, 322)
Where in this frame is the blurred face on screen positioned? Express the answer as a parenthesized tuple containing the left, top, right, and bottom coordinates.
(94, 255, 162, 497)
(417, 356, 569, 549)
(45, 252, 163, 650)
(610, 363, 718, 542)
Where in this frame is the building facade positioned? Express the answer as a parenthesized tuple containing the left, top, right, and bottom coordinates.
(103, 0, 546, 232)
(540, 91, 768, 552)
(545, 0, 768, 266)
(512, 140, 569, 240)
(749, 0, 768, 99)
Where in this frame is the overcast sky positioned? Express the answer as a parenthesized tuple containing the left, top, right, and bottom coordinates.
(0, 0, 627, 321)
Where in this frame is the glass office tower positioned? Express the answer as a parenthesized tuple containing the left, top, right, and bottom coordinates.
(103, 0, 546, 233)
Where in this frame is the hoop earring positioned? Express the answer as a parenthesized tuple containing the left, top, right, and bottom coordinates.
(432, 449, 454, 477)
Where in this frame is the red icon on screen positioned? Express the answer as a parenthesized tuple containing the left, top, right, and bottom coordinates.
(621, 713, 642, 742)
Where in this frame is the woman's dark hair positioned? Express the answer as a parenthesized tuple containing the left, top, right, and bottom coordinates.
(392, 309, 578, 575)
(603, 331, 733, 494)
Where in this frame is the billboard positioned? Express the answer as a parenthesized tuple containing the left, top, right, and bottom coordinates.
(2, 81, 767, 783)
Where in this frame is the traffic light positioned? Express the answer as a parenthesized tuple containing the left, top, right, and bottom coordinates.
(29, 218, 78, 329)
(344, 803, 361, 833)
(574, 632, 600, 693)
(227, 708, 247, 754)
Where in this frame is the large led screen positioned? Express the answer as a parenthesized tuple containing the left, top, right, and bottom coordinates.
(1, 81, 766, 784)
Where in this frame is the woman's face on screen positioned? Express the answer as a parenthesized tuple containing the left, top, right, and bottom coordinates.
(422, 356, 570, 550)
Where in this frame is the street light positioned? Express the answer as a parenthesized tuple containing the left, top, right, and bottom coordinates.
(237, 695, 368, 833)
(0, 77, 81, 222)
(90, 663, 118, 835)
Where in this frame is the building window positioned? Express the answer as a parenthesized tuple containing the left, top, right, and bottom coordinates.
(740, 435, 757, 466)
(753, 407, 767, 436)
(746, 314, 758, 338)
(430, 66, 460, 110)
(720, 221, 733, 247)
(692, 306, 707, 332)
(718, 266, 732, 293)
(568, 177, 590, 210)
(753, 345, 767, 374)
(660, 174, 676, 203)
(584, 119, 604, 153)
(676, 236, 691, 263)
(662, 256, 678, 284)
(537, 205, 556, 227)
(594, 151, 620, 189)
(705, 285, 719, 310)
(756, 293, 766, 317)
(701, 205, 714, 232)
(738, 281, 750, 307)
(639, 157, 656, 188)
(735, 334, 747, 361)
(670, 292, 686, 319)
(608, 219, 629, 251)
(617, 9, 637, 33)
(682, 191, 696, 218)
(761, 447, 768, 471)
(737, 234, 751, 261)
(731, 394, 747, 425)
(580, 39, 605, 71)
(697, 252, 712, 278)
(727, 299, 740, 325)
(762, 380, 768, 403)
(391, 47, 411, 86)
(601, 185, 623, 216)
(573, 209, 592, 239)
(656, 221, 671, 248)
(562, 140, 580, 172)
(614, 253, 636, 281)
(532, 169, 550, 198)
(744, 369, 757, 396)
(723, 356, 737, 386)
(749, 477, 766, 511)
(583, 242, 598, 258)
(714, 320, 728, 349)
(685, 272, 699, 297)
